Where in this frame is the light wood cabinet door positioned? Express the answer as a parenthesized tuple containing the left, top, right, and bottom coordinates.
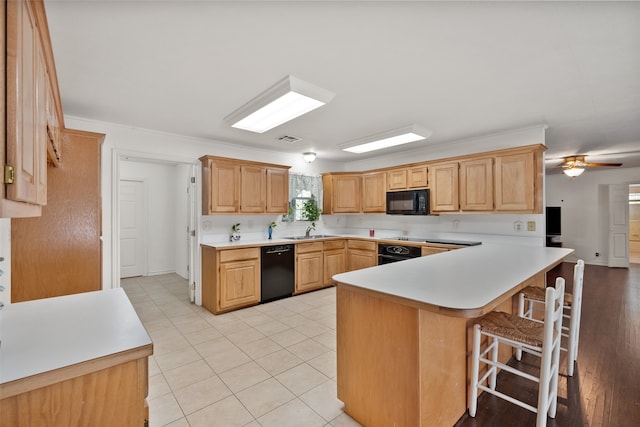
(5, 0, 47, 208)
(459, 157, 493, 211)
(429, 162, 459, 212)
(204, 160, 239, 214)
(240, 165, 266, 213)
(362, 172, 386, 213)
(324, 240, 347, 285)
(296, 245, 324, 293)
(407, 166, 428, 188)
(266, 167, 289, 213)
(323, 174, 362, 213)
(495, 152, 535, 211)
(347, 240, 377, 271)
(219, 257, 260, 310)
(387, 169, 407, 190)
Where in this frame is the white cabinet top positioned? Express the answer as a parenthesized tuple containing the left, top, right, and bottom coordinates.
(0, 288, 152, 384)
(333, 244, 574, 315)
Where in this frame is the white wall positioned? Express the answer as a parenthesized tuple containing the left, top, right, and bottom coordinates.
(0, 218, 10, 305)
(546, 167, 640, 265)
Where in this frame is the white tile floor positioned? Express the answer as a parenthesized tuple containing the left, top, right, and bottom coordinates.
(121, 274, 362, 427)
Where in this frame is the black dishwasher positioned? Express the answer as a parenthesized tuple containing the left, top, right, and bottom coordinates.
(261, 245, 295, 303)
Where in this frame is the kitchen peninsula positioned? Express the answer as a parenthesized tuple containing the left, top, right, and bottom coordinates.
(333, 244, 573, 427)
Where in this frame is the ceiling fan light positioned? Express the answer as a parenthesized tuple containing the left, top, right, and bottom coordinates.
(563, 167, 585, 177)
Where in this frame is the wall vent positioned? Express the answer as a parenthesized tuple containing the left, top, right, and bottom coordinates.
(277, 135, 303, 144)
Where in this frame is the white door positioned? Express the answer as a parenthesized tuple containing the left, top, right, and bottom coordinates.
(120, 179, 146, 278)
(608, 184, 629, 268)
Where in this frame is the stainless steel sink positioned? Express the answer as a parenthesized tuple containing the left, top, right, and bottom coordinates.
(284, 235, 339, 240)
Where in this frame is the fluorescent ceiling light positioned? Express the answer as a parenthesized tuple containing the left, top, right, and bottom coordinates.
(563, 167, 585, 177)
(225, 75, 335, 133)
(341, 124, 432, 154)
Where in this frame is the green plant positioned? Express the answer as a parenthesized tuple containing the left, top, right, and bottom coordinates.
(302, 198, 321, 227)
(231, 223, 240, 232)
(269, 221, 277, 228)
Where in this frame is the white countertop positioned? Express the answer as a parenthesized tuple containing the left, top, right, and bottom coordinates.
(0, 288, 152, 385)
(333, 244, 574, 313)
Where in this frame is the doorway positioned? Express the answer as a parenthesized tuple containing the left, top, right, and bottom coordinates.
(114, 153, 198, 292)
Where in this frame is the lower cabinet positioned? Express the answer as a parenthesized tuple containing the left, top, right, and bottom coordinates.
(422, 246, 449, 256)
(296, 242, 324, 294)
(347, 239, 378, 271)
(324, 239, 347, 285)
(201, 246, 260, 314)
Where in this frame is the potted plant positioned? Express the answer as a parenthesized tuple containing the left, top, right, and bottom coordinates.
(230, 223, 241, 241)
(302, 197, 321, 231)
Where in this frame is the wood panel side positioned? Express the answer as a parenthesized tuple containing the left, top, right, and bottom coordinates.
(11, 129, 103, 302)
(418, 309, 468, 426)
(0, 359, 147, 427)
(337, 285, 419, 427)
(201, 245, 218, 313)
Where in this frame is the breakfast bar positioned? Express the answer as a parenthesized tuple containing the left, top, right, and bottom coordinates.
(333, 244, 574, 427)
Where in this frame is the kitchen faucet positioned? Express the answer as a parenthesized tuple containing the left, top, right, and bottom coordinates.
(305, 225, 315, 237)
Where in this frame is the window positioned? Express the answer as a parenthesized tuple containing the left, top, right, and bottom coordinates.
(287, 173, 322, 222)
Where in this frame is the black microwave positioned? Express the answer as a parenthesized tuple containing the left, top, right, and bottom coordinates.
(386, 189, 429, 215)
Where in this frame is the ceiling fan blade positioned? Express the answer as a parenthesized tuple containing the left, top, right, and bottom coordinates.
(584, 162, 623, 167)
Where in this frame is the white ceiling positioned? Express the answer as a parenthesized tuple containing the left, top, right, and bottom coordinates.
(44, 1, 640, 173)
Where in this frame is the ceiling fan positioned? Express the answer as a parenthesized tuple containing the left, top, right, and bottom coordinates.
(561, 155, 622, 177)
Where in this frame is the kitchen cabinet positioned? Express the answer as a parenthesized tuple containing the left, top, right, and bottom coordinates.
(201, 246, 260, 314)
(2, 0, 63, 218)
(322, 173, 362, 214)
(362, 172, 386, 213)
(387, 166, 428, 191)
(324, 239, 347, 285)
(266, 167, 289, 213)
(347, 239, 378, 271)
(240, 165, 265, 213)
(494, 150, 539, 212)
(11, 129, 104, 302)
(200, 155, 290, 215)
(459, 157, 493, 211)
(296, 242, 324, 293)
(429, 162, 459, 212)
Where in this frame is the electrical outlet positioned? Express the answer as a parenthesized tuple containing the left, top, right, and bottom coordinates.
(596, 252, 600, 257)
(527, 221, 536, 231)
(514, 221, 523, 232)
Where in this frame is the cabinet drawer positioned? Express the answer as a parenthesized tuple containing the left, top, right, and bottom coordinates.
(296, 242, 324, 254)
(219, 247, 260, 262)
(324, 239, 345, 250)
(347, 240, 376, 251)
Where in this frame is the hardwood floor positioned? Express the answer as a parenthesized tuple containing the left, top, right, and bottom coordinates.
(455, 262, 640, 427)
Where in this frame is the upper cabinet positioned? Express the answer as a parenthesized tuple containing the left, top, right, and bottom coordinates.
(429, 162, 459, 213)
(494, 150, 539, 212)
(387, 166, 428, 191)
(200, 155, 290, 215)
(459, 157, 493, 211)
(362, 172, 386, 213)
(322, 173, 362, 214)
(2, 0, 64, 218)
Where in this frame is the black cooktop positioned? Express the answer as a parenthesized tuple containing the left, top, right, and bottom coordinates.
(395, 236, 482, 246)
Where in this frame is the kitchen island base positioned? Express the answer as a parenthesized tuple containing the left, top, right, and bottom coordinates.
(336, 272, 546, 427)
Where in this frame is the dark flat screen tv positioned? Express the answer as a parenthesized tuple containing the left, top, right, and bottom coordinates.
(546, 206, 561, 236)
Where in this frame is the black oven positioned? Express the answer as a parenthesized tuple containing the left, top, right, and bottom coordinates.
(378, 243, 422, 264)
(386, 189, 429, 215)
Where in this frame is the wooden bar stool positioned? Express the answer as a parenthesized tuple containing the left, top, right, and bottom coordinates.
(518, 260, 584, 376)
(469, 278, 565, 427)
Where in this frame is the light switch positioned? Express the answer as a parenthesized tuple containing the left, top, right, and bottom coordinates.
(527, 221, 536, 231)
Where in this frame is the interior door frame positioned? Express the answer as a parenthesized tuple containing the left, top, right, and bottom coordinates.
(112, 149, 200, 292)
